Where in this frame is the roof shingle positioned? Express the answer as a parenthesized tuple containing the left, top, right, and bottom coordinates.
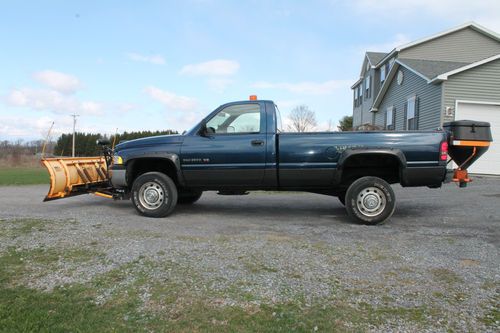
(366, 52, 388, 65)
(397, 58, 469, 80)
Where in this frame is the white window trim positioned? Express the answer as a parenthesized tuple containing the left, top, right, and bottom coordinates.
(380, 65, 386, 82)
(386, 106, 393, 127)
(407, 96, 416, 129)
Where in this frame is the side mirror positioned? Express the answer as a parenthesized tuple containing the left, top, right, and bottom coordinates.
(198, 121, 208, 137)
(96, 139, 111, 146)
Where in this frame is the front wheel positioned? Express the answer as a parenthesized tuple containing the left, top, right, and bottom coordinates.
(345, 176, 395, 225)
(131, 172, 178, 217)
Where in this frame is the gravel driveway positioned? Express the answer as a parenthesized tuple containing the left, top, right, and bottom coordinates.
(1, 177, 499, 332)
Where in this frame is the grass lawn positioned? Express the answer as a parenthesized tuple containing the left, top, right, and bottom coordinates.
(0, 167, 49, 186)
(1, 218, 494, 332)
(0, 243, 437, 333)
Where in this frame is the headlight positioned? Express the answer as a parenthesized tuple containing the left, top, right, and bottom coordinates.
(113, 155, 123, 165)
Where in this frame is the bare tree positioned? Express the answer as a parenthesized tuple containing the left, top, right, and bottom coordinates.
(287, 105, 317, 132)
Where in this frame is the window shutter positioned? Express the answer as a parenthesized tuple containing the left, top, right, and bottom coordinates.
(415, 97, 420, 130)
(403, 103, 407, 130)
(384, 109, 387, 129)
(393, 107, 396, 130)
(370, 76, 373, 98)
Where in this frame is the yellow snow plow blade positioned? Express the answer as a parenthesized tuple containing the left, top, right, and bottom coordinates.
(41, 157, 109, 201)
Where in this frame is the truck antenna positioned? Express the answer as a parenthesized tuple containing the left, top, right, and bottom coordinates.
(112, 128, 118, 149)
(41, 121, 55, 159)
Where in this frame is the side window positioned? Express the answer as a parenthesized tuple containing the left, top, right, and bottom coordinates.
(386, 106, 394, 130)
(206, 103, 261, 134)
(406, 96, 417, 130)
(380, 65, 386, 83)
(365, 75, 370, 98)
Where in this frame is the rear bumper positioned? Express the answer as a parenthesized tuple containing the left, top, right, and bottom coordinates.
(401, 166, 447, 187)
(443, 169, 454, 184)
(109, 165, 127, 188)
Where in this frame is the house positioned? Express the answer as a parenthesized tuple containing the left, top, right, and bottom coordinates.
(352, 22, 500, 175)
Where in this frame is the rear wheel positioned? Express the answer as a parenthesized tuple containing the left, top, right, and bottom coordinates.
(131, 172, 178, 217)
(178, 190, 203, 204)
(345, 176, 395, 225)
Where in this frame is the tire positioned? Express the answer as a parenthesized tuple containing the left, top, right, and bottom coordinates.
(345, 176, 395, 225)
(178, 190, 203, 205)
(337, 191, 346, 206)
(131, 172, 178, 218)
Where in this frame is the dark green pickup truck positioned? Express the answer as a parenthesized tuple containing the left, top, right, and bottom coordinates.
(107, 99, 491, 224)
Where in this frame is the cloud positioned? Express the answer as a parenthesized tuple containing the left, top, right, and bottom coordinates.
(114, 103, 138, 113)
(180, 59, 240, 76)
(4, 88, 103, 115)
(207, 78, 233, 93)
(351, 0, 500, 29)
(352, 0, 500, 16)
(274, 99, 303, 110)
(127, 52, 166, 65)
(0, 115, 68, 139)
(363, 33, 412, 52)
(252, 79, 351, 95)
(33, 70, 82, 94)
(144, 86, 198, 111)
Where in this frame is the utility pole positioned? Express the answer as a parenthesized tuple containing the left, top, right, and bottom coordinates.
(71, 114, 79, 157)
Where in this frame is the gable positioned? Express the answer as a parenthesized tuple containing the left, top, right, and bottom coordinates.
(400, 27, 500, 63)
(376, 66, 442, 130)
(359, 55, 371, 77)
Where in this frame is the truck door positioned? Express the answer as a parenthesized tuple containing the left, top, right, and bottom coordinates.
(180, 102, 267, 187)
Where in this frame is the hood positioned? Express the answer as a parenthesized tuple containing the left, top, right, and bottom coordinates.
(114, 134, 183, 151)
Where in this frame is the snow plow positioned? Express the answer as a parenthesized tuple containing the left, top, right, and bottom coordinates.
(41, 157, 110, 201)
(41, 140, 115, 201)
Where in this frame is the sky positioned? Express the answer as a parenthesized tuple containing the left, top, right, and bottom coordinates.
(1, 0, 500, 141)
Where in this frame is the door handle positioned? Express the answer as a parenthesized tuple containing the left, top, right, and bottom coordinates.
(251, 140, 264, 146)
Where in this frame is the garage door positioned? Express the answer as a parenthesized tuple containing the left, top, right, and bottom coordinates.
(455, 102, 500, 175)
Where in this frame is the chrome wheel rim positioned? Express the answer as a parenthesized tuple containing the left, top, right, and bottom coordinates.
(138, 181, 165, 210)
(356, 187, 386, 217)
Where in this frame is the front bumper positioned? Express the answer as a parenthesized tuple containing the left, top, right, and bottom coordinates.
(109, 165, 127, 188)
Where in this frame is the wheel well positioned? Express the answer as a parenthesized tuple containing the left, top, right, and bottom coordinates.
(340, 154, 401, 186)
(127, 158, 178, 187)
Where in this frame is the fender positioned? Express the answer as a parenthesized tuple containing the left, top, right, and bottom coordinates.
(124, 153, 185, 187)
(334, 148, 407, 183)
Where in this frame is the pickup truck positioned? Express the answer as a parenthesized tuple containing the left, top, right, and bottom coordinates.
(107, 98, 457, 225)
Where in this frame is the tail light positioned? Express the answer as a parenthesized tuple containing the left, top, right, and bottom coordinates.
(440, 141, 448, 161)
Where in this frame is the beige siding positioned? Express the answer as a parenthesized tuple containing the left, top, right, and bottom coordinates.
(374, 66, 442, 130)
(443, 58, 500, 122)
(401, 27, 500, 63)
